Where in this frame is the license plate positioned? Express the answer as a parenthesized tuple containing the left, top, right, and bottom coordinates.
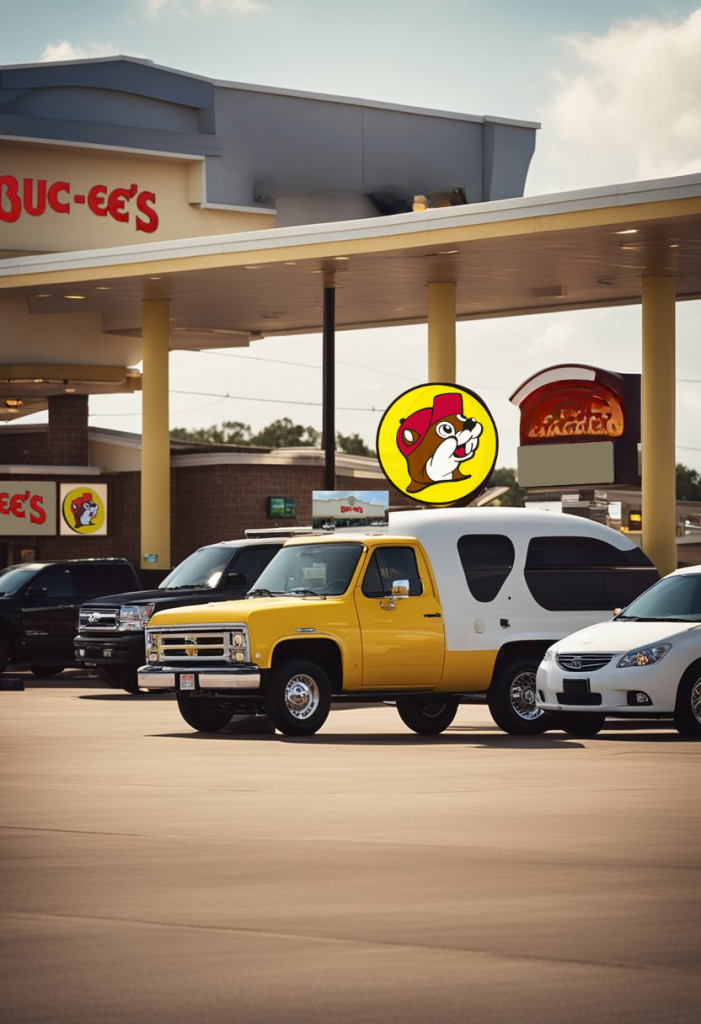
(180, 674, 195, 691)
(563, 678, 590, 697)
(104, 649, 113, 658)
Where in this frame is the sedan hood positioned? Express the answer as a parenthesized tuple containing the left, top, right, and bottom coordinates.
(556, 618, 701, 653)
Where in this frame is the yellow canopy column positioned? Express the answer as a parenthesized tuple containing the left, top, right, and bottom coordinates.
(641, 275, 676, 577)
(427, 282, 456, 382)
(141, 297, 171, 570)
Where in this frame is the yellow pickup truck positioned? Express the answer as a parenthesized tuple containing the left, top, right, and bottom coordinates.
(138, 508, 658, 737)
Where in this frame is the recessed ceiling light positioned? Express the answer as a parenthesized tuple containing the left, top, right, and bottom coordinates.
(33, 293, 52, 298)
(150, 276, 161, 281)
(95, 286, 110, 291)
(438, 250, 459, 255)
(284, 261, 297, 266)
(245, 265, 263, 270)
(669, 243, 680, 249)
(64, 387, 76, 394)
(4, 398, 23, 408)
(615, 229, 638, 235)
(63, 295, 86, 300)
(334, 256, 350, 261)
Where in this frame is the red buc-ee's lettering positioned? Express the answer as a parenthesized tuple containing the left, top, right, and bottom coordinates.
(0, 176, 159, 232)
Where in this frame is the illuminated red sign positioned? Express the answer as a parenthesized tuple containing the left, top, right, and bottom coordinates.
(341, 506, 364, 513)
(0, 176, 158, 233)
(520, 382, 624, 444)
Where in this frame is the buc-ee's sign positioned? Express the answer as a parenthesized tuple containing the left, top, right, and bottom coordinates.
(0, 481, 57, 536)
(0, 176, 158, 233)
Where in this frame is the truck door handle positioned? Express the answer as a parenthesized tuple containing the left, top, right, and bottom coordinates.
(424, 613, 442, 618)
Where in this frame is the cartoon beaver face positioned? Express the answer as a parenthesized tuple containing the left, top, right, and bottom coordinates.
(70, 492, 100, 528)
(397, 393, 483, 493)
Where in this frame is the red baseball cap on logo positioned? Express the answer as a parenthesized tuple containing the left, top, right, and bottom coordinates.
(396, 392, 464, 456)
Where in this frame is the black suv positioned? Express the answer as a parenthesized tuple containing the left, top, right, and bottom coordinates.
(0, 559, 140, 678)
(75, 539, 283, 693)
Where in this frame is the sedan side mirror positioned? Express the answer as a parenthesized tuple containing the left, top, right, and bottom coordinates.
(226, 572, 247, 589)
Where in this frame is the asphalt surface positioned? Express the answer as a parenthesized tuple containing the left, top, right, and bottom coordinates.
(1, 673, 700, 1024)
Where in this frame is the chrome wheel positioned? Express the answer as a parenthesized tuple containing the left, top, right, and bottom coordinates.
(692, 678, 701, 724)
(509, 670, 542, 721)
(284, 673, 320, 721)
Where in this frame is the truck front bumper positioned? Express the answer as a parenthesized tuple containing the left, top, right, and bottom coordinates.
(75, 633, 142, 668)
(137, 665, 261, 692)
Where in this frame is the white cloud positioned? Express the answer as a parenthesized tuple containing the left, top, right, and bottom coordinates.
(40, 40, 118, 62)
(145, 0, 269, 17)
(531, 9, 701, 193)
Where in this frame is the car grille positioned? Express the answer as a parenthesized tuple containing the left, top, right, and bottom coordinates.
(147, 625, 248, 664)
(556, 653, 613, 672)
(79, 606, 120, 632)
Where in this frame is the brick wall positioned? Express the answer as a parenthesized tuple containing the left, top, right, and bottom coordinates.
(47, 395, 89, 466)
(0, 429, 48, 465)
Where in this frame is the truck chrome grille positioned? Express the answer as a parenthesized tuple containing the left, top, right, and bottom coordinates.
(556, 653, 613, 672)
(146, 624, 249, 664)
(79, 606, 120, 632)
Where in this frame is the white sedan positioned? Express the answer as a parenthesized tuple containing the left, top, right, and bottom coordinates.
(536, 565, 701, 737)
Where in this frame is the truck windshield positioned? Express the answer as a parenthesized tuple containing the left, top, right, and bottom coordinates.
(0, 564, 40, 596)
(617, 573, 701, 621)
(159, 547, 232, 590)
(250, 543, 363, 597)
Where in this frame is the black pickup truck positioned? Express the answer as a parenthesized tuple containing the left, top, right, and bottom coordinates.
(0, 558, 140, 677)
(75, 539, 283, 693)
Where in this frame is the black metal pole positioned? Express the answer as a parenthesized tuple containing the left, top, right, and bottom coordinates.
(322, 285, 335, 489)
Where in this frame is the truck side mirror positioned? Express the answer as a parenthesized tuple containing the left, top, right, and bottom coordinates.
(226, 572, 247, 589)
(26, 586, 48, 599)
(391, 580, 410, 600)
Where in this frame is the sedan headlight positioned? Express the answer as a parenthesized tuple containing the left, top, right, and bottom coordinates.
(119, 603, 155, 632)
(617, 644, 671, 668)
(540, 647, 556, 666)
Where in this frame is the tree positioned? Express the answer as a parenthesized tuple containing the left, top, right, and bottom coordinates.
(484, 468, 527, 507)
(170, 421, 253, 445)
(676, 463, 701, 501)
(336, 432, 376, 457)
(250, 418, 321, 448)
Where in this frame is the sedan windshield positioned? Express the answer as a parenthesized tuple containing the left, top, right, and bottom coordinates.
(250, 543, 363, 597)
(159, 547, 232, 589)
(618, 573, 701, 621)
(0, 564, 40, 595)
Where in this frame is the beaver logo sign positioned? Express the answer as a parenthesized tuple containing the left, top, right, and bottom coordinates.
(377, 384, 498, 505)
(60, 483, 108, 536)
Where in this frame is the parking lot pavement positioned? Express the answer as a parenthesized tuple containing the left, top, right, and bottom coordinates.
(1, 678, 700, 1024)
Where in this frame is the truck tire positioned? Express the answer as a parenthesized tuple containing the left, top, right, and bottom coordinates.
(556, 712, 605, 737)
(673, 665, 701, 737)
(29, 666, 64, 679)
(265, 659, 332, 736)
(99, 666, 140, 695)
(487, 658, 552, 735)
(177, 695, 234, 733)
(397, 699, 459, 735)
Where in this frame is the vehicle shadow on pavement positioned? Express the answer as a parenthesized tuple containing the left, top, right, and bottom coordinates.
(79, 693, 175, 701)
(149, 730, 584, 748)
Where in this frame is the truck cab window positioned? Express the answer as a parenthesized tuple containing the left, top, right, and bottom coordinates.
(362, 548, 422, 599)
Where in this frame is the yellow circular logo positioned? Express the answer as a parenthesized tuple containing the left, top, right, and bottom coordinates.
(61, 487, 106, 535)
(376, 383, 498, 505)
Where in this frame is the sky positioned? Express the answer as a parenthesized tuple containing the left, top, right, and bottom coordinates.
(2, 0, 701, 471)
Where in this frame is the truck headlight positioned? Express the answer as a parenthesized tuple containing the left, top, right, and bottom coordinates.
(617, 644, 671, 668)
(145, 630, 160, 662)
(120, 603, 155, 632)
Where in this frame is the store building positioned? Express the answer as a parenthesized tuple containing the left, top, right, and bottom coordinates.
(0, 54, 537, 569)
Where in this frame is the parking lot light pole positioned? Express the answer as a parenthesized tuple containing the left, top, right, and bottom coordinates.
(323, 280, 335, 490)
(141, 297, 172, 570)
(641, 275, 676, 578)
